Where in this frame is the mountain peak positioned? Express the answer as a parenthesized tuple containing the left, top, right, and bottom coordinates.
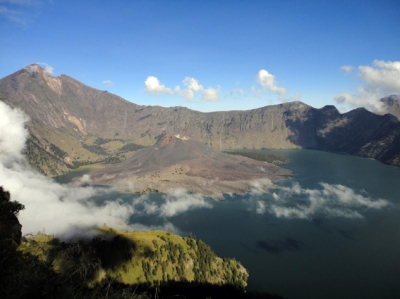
(23, 64, 54, 77)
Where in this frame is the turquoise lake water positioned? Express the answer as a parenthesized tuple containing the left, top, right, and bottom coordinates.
(57, 149, 400, 299)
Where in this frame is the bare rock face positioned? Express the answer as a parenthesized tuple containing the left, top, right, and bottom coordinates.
(89, 135, 291, 200)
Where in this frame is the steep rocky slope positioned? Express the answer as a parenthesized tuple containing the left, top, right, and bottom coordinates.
(1, 64, 400, 173)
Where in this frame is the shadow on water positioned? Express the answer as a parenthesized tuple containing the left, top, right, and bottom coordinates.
(255, 237, 305, 255)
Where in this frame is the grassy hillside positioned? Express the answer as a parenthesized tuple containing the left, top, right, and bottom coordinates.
(0, 186, 249, 298)
(19, 228, 248, 290)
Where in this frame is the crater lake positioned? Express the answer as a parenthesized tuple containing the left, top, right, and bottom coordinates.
(57, 149, 400, 299)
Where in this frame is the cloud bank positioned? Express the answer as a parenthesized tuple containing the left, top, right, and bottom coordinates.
(335, 60, 400, 112)
(0, 102, 213, 239)
(250, 182, 390, 219)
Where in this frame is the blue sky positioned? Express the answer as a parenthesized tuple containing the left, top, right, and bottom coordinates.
(1, 0, 399, 112)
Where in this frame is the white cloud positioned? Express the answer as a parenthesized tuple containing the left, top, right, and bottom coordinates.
(0, 102, 143, 238)
(180, 89, 194, 101)
(144, 76, 173, 95)
(249, 182, 391, 219)
(0, 102, 29, 166)
(145, 75, 221, 102)
(76, 174, 91, 185)
(130, 188, 212, 217)
(1, 102, 215, 239)
(225, 88, 245, 98)
(37, 62, 53, 75)
(255, 69, 286, 95)
(251, 86, 262, 98)
(159, 188, 212, 217)
(202, 86, 220, 102)
(183, 77, 203, 92)
(103, 80, 113, 85)
(250, 178, 274, 195)
(255, 201, 266, 214)
(180, 77, 204, 101)
(25, 62, 54, 75)
(335, 60, 400, 112)
(340, 65, 353, 74)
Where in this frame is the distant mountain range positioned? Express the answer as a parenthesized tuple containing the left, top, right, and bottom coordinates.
(1, 64, 400, 176)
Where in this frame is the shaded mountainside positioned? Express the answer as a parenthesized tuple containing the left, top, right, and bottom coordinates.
(89, 135, 291, 199)
(1, 64, 400, 174)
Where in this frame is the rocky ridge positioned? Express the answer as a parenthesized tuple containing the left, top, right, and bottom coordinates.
(1, 64, 400, 176)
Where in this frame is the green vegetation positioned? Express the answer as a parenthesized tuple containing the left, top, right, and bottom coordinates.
(223, 151, 288, 165)
(49, 143, 68, 159)
(82, 144, 109, 155)
(119, 142, 145, 153)
(29, 134, 147, 172)
(0, 187, 248, 299)
(18, 228, 248, 290)
(26, 137, 71, 176)
(154, 132, 166, 144)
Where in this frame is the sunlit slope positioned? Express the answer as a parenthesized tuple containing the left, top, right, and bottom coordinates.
(19, 228, 248, 289)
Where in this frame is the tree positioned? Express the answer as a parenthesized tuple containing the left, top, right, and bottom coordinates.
(0, 186, 24, 247)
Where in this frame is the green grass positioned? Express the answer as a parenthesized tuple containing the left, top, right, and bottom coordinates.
(18, 227, 248, 290)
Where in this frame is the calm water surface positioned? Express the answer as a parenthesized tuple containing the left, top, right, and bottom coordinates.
(58, 150, 400, 299)
(170, 150, 400, 299)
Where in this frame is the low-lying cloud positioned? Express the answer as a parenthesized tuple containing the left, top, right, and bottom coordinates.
(250, 182, 391, 219)
(250, 178, 274, 195)
(0, 102, 213, 239)
(131, 188, 212, 218)
(335, 60, 400, 112)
